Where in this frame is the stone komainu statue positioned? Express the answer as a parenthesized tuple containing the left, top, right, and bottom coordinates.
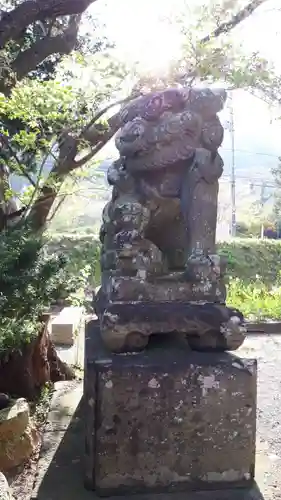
(95, 87, 246, 353)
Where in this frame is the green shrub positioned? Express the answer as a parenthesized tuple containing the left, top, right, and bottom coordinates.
(46, 234, 101, 304)
(0, 223, 69, 352)
(227, 276, 281, 320)
(218, 239, 281, 285)
(46, 234, 281, 320)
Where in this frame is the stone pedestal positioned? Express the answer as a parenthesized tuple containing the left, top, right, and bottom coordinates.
(84, 320, 257, 497)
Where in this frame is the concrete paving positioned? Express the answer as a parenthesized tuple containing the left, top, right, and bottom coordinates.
(29, 334, 281, 500)
(55, 315, 85, 369)
(50, 307, 84, 346)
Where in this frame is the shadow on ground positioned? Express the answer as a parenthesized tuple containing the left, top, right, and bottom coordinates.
(32, 398, 93, 500)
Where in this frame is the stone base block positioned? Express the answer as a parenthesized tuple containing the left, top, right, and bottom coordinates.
(84, 320, 257, 497)
(50, 307, 84, 346)
(99, 301, 246, 353)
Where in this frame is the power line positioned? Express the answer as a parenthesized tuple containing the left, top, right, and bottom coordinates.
(220, 148, 280, 158)
(220, 174, 275, 184)
(228, 97, 236, 237)
(220, 179, 276, 189)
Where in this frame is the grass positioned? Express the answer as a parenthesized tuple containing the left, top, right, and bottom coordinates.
(47, 233, 281, 321)
(31, 382, 54, 427)
(227, 277, 281, 321)
(217, 239, 281, 320)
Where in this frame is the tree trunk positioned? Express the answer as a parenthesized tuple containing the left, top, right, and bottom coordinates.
(28, 116, 120, 231)
(0, 0, 268, 232)
(0, 0, 96, 48)
(11, 15, 81, 82)
(200, 0, 267, 44)
(0, 164, 20, 230)
(0, 314, 74, 400)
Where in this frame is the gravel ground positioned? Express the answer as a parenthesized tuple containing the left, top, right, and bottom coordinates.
(239, 335, 281, 499)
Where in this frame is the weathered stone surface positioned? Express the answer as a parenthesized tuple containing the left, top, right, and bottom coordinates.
(96, 86, 246, 352)
(99, 302, 246, 353)
(98, 88, 228, 303)
(0, 472, 13, 500)
(84, 321, 257, 496)
(104, 275, 226, 303)
(0, 399, 40, 473)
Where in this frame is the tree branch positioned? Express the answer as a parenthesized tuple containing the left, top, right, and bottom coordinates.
(200, 0, 267, 44)
(55, 94, 139, 176)
(0, 0, 95, 48)
(74, 149, 97, 169)
(80, 94, 139, 143)
(26, 95, 133, 230)
(0, 135, 36, 187)
(74, 129, 116, 169)
(11, 14, 81, 80)
(46, 193, 66, 224)
(24, 0, 269, 231)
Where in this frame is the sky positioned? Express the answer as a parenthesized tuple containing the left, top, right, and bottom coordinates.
(86, 0, 281, 176)
(89, 0, 281, 70)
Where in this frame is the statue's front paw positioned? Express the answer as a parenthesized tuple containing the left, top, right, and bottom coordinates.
(194, 148, 212, 168)
(194, 148, 223, 182)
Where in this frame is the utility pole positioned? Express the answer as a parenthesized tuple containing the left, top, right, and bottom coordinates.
(260, 181, 266, 204)
(260, 182, 265, 239)
(228, 95, 236, 237)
